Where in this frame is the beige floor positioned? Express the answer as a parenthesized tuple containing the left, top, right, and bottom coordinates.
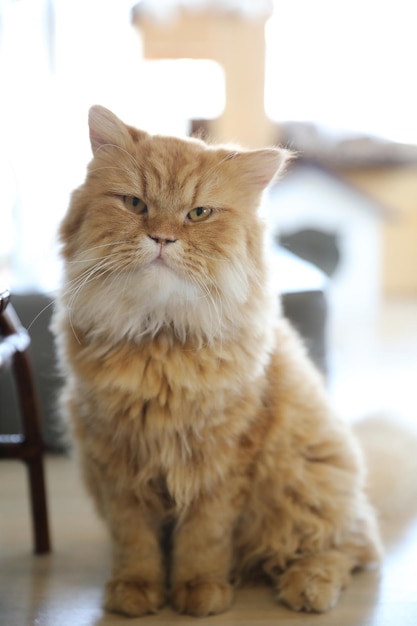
(1, 297, 417, 626)
(1, 455, 417, 626)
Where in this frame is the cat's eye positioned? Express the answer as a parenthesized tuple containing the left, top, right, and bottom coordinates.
(187, 207, 212, 222)
(123, 195, 147, 215)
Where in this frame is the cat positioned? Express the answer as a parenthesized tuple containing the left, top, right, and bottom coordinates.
(52, 105, 382, 618)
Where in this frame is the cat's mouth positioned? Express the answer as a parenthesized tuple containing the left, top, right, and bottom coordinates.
(151, 252, 165, 263)
(148, 254, 178, 275)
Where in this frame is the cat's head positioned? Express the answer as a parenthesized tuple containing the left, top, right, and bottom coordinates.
(59, 106, 290, 344)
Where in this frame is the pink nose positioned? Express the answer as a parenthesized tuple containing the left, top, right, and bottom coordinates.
(148, 234, 177, 245)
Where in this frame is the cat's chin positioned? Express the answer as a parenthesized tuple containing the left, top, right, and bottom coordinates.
(129, 261, 200, 305)
(143, 258, 186, 286)
(151, 257, 167, 267)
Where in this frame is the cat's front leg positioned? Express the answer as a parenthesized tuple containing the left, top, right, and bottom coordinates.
(170, 493, 236, 617)
(274, 550, 355, 612)
(102, 493, 166, 617)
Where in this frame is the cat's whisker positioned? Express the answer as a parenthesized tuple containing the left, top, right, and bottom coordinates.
(65, 258, 117, 335)
(95, 142, 141, 171)
(198, 150, 239, 189)
(182, 268, 212, 302)
(186, 268, 224, 346)
(68, 252, 125, 267)
(88, 165, 136, 178)
(180, 254, 233, 344)
(67, 242, 132, 264)
(65, 260, 113, 294)
(177, 267, 216, 345)
(68, 311, 82, 345)
(101, 257, 138, 289)
(67, 246, 138, 283)
(26, 299, 57, 332)
(207, 278, 225, 345)
(66, 251, 142, 343)
(192, 250, 231, 264)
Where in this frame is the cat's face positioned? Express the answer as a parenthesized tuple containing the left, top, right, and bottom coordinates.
(59, 106, 288, 343)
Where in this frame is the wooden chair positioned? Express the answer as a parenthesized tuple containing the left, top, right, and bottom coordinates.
(0, 287, 51, 554)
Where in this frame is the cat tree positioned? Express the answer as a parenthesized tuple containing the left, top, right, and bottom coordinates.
(132, 1, 275, 148)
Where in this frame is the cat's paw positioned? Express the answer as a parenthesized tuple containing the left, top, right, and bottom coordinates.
(276, 553, 351, 613)
(171, 580, 234, 616)
(104, 579, 165, 617)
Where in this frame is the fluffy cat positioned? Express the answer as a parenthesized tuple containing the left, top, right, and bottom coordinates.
(52, 105, 382, 618)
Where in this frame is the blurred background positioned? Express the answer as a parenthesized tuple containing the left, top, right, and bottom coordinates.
(1, 0, 416, 444)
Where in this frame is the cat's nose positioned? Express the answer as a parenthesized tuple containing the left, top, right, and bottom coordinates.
(148, 234, 177, 245)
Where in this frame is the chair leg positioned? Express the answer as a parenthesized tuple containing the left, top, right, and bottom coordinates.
(13, 342, 52, 554)
(26, 457, 51, 554)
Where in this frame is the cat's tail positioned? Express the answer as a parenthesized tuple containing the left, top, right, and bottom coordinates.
(354, 414, 417, 544)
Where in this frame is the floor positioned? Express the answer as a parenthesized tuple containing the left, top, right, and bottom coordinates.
(1, 298, 417, 626)
(328, 297, 417, 428)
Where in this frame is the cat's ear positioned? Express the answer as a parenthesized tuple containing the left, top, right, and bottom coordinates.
(88, 105, 142, 154)
(223, 148, 294, 193)
(228, 148, 292, 190)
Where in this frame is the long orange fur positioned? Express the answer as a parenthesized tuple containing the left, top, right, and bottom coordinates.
(52, 106, 382, 617)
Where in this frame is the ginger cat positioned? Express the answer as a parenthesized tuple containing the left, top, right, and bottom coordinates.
(52, 105, 382, 617)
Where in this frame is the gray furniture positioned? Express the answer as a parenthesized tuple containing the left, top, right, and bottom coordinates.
(0, 288, 51, 553)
